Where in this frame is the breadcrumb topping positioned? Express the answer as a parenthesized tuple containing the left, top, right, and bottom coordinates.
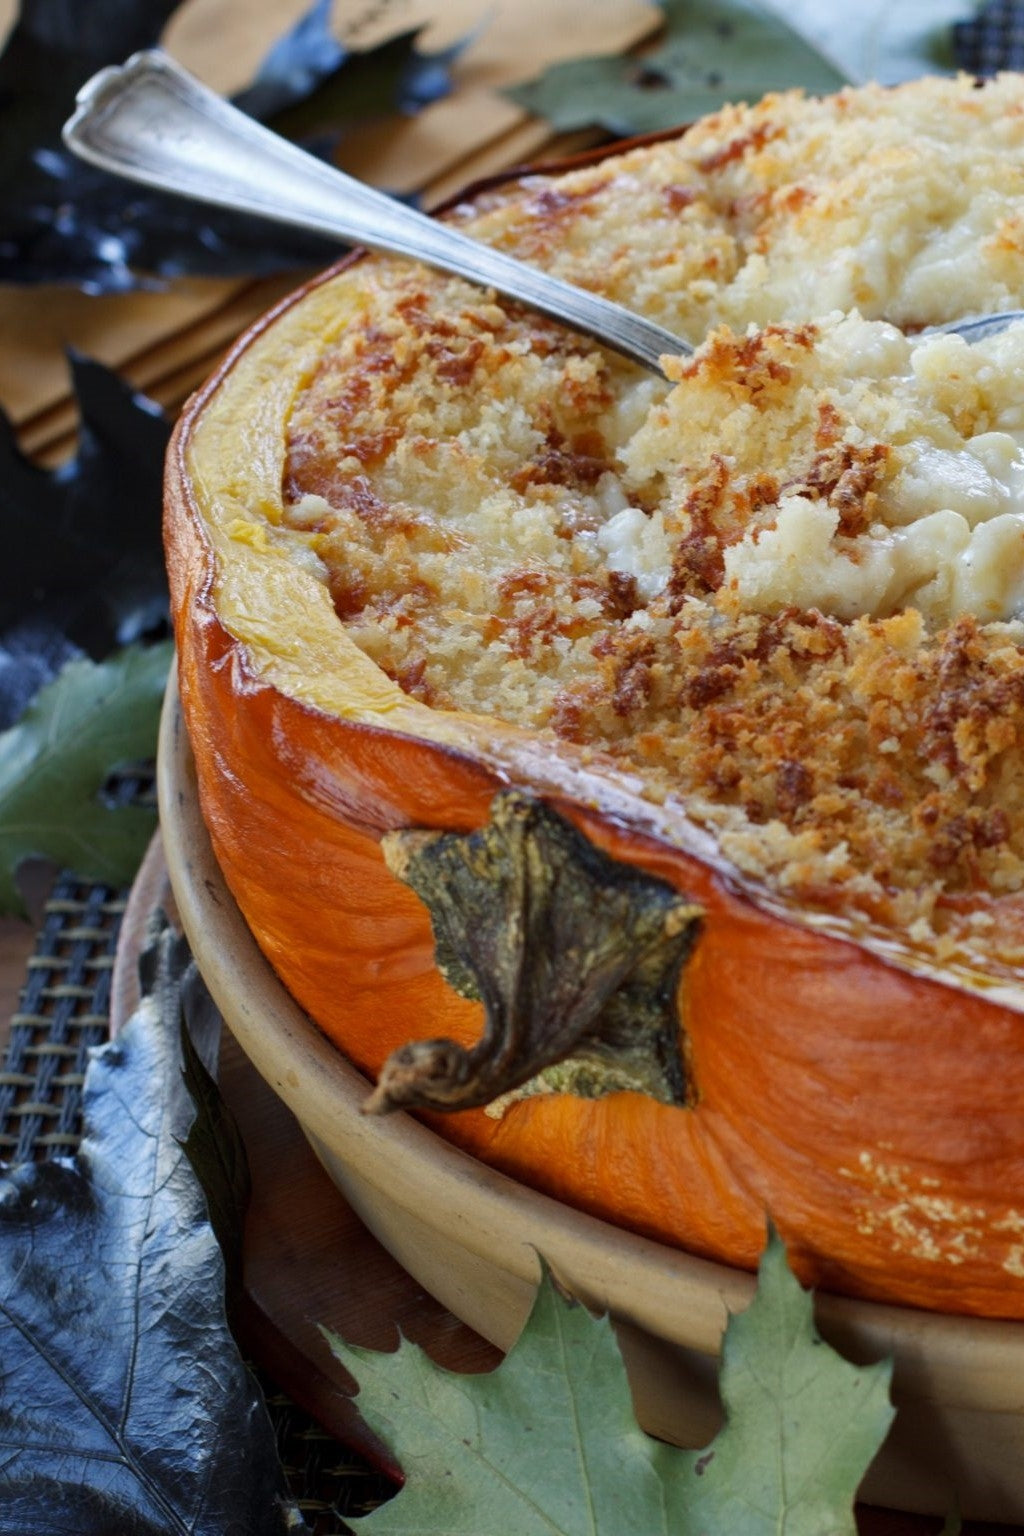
(278, 74, 1024, 968)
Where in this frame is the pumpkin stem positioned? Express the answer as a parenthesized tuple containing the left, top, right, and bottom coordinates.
(363, 791, 702, 1116)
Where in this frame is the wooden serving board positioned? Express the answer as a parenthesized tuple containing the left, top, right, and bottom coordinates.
(110, 833, 1016, 1534)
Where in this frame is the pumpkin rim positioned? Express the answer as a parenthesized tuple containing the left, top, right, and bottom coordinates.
(165, 152, 1024, 1016)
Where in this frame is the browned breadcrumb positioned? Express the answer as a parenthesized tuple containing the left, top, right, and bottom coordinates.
(277, 74, 1024, 964)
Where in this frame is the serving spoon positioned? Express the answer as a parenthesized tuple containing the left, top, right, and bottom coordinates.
(63, 50, 1024, 376)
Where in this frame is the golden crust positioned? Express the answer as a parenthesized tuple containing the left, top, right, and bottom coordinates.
(272, 76, 1024, 965)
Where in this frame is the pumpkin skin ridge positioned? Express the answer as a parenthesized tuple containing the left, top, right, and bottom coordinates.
(165, 129, 1024, 1321)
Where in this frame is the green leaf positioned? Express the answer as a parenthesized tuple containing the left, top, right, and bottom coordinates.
(505, 0, 847, 138)
(678, 1230, 896, 1534)
(325, 1232, 895, 1534)
(0, 640, 172, 914)
(781, 0, 967, 86)
(326, 1264, 676, 1535)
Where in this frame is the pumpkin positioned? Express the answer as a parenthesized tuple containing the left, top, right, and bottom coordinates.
(165, 76, 1024, 1320)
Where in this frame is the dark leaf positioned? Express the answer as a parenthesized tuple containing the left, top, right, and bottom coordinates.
(134, 915, 250, 1277)
(0, 920, 303, 1534)
(231, 0, 347, 123)
(952, 0, 1024, 75)
(505, 0, 846, 138)
(0, 352, 171, 699)
(0, 621, 82, 734)
(0, 0, 465, 289)
(0, 640, 172, 915)
(261, 25, 458, 146)
(179, 967, 252, 1307)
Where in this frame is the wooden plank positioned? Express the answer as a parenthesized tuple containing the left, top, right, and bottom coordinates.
(0, 0, 657, 431)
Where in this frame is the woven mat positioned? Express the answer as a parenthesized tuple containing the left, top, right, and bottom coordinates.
(0, 865, 386, 1534)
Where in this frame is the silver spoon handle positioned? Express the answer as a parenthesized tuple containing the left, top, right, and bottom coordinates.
(63, 50, 690, 375)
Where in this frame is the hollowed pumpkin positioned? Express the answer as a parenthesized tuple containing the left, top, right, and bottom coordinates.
(165, 76, 1024, 1320)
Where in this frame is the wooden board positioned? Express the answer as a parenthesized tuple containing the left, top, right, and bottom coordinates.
(0, 0, 658, 452)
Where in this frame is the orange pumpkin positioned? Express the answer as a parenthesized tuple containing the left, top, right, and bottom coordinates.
(165, 87, 1024, 1321)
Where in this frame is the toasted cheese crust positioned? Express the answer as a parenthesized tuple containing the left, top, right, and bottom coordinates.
(275, 74, 1024, 965)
